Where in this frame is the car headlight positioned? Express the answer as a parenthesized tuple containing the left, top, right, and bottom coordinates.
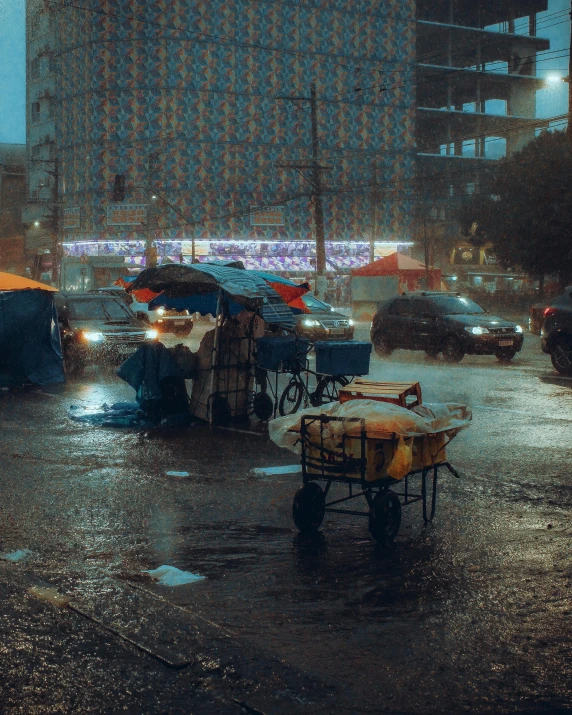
(465, 326, 489, 335)
(515, 324, 523, 333)
(82, 331, 104, 342)
(156, 307, 165, 316)
(303, 319, 321, 327)
(348, 319, 355, 327)
(145, 329, 159, 340)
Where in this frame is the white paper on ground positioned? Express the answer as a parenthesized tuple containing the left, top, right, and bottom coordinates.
(165, 471, 190, 478)
(250, 465, 301, 476)
(143, 565, 205, 586)
(1, 549, 32, 562)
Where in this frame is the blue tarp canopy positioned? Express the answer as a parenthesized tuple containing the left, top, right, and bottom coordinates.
(0, 289, 64, 387)
(130, 264, 296, 328)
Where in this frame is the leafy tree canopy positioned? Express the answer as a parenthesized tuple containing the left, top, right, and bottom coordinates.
(460, 129, 572, 287)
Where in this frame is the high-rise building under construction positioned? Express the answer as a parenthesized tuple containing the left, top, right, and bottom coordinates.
(24, 0, 552, 274)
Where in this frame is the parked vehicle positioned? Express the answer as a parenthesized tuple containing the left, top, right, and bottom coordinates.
(54, 293, 158, 375)
(91, 286, 194, 337)
(541, 287, 572, 375)
(294, 293, 354, 341)
(370, 291, 524, 364)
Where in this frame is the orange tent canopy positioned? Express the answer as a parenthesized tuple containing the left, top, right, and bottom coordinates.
(0, 272, 58, 292)
(351, 252, 429, 276)
(351, 252, 441, 291)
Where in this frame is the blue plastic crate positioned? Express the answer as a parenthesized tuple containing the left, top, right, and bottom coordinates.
(256, 336, 310, 372)
(314, 341, 372, 376)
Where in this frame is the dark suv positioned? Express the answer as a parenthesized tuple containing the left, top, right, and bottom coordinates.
(371, 292, 524, 363)
(541, 287, 572, 375)
(55, 293, 158, 375)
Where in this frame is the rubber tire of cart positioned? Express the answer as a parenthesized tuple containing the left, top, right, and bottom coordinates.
(211, 394, 232, 426)
(314, 375, 350, 405)
(495, 348, 516, 364)
(279, 378, 304, 416)
(253, 392, 274, 421)
(368, 491, 402, 544)
(293, 482, 326, 532)
(425, 350, 440, 360)
(442, 336, 465, 364)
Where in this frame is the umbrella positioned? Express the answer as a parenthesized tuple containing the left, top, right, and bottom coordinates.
(0, 273, 57, 292)
(129, 264, 296, 328)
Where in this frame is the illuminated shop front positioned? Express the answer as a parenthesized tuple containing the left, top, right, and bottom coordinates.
(62, 240, 414, 275)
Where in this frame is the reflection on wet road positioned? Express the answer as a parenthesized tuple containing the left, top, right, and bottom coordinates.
(0, 331, 570, 713)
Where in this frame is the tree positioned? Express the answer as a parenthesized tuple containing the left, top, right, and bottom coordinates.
(461, 129, 572, 290)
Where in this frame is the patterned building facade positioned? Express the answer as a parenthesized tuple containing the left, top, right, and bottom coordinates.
(26, 0, 416, 271)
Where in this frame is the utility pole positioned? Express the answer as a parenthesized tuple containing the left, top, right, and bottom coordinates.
(51, 156, 60, 284)
(310, 84, 326, 276)
(369, 161, 379, 264)
(276, 84, 331, 295)
(146, 152, 158, 268)
(568, 5, 572, 138)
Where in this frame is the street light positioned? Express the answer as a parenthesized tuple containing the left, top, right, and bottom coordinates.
(34, 221, 41, 228)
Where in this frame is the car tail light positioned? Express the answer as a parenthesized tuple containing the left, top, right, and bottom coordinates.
(543, 307, 557, 318)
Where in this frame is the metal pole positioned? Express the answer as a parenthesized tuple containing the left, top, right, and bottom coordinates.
(52, 156, 60, 285)
(146, 152, 158, 268)
(369, 161, 378, 264)
(310, 83, 326, 277)
(568, 7, 572, 138)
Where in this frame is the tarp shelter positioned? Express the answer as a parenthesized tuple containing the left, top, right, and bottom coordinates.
(351, 252, 441, 292)
(128, 263, 297, 328)
(0, 278, 64, 387)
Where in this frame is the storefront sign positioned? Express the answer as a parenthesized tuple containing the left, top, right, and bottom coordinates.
(250, 206, 285, 226)
(62, 206, 81, 230)
(107, 204, 147, 226)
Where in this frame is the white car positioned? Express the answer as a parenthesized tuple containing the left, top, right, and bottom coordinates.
(92, 288, 194, 337)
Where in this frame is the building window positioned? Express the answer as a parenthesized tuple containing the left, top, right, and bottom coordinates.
(31, 101, 41, 122)
(31, 57, 40, 79)
(47, 100, 55, 119)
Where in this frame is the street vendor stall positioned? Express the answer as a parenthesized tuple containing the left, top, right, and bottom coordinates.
(0, 273, 64, 387)
(127, 263, 298, 425)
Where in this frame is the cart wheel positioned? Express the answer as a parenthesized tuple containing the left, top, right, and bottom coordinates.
(314, 375, 349, 405)
(279, 378, 304, 416)
(253, 392, 274, 421)
(293, 483, 326, 532)
(211, 394, 231, 426)
(368, 491, 402, 544)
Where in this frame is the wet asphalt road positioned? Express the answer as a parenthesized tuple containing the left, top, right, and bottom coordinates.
(0, 326, 571, 714)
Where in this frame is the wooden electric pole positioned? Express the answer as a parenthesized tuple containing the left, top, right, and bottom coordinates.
(276, 84, 331, 287)
(369, 160, 379, 264)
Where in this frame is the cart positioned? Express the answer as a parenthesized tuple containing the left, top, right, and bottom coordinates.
(292, 414, 462, 543)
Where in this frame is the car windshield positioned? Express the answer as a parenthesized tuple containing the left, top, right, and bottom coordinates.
(67, 298, 132, 321)
(302, 294, 330, 312)
(431, 295, 486, 315)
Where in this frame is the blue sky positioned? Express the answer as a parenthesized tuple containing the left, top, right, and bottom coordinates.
(0, 0, 569, 144)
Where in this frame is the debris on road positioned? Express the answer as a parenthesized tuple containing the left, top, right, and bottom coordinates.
(143, 565, 205, 586)
(250, 465, 301, 477)
(1, 549, 32, 563)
